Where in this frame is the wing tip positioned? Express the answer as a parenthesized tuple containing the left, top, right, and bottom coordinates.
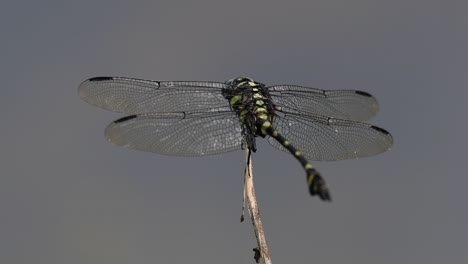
(113, 115, 138, 123)
(355, 90, 373, 97)
(371, 125, 394, 148)
(370, 125, 390, 135)
(88, 76, 114, 82)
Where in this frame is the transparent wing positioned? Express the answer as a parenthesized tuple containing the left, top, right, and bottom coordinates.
(267, 111, 393, 161)
(268, 85, 379, 122)
(105, 111, 244, 156)
(79, 77, 231, 114)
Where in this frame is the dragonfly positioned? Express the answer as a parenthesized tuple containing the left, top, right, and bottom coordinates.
(78, 76, 393, 201)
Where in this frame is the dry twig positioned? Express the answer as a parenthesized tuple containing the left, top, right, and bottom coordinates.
(242, 148, 272, 264)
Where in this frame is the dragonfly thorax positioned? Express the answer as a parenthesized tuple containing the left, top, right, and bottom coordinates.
(223, 77, 276, 152)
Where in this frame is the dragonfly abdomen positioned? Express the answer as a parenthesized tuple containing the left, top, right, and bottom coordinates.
(255, 119, 331, 201)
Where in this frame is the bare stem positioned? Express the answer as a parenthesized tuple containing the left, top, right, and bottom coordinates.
(243, 148, 272, 264)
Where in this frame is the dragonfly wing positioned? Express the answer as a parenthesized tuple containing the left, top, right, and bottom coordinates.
(267, 111, 393, 161)
(268, 85, 379, 122)
(104, 111, 244, 156)
(79, 77, 231, 114)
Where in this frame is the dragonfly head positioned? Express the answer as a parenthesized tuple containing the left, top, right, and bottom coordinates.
(225, 77, 255, 88)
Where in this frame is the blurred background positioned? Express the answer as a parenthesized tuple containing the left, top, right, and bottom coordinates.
(1, 0, 467, 263)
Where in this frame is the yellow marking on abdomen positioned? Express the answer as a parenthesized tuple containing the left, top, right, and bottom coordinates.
(261, 121, 271, 129)
(261, 121, 271, 135)
(308, 175, 314, 185)
(305, 163, 313, 170)
(284, 141, 289, 146)
(295, 151, 301, 156)
(256, 107, 268, 120)
(273, 131, 278, 137)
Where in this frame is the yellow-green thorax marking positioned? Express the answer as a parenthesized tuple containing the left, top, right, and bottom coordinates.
(227, 78, 275, 138)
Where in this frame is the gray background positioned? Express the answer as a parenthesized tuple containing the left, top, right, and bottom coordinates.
(1, 0, 467, 263)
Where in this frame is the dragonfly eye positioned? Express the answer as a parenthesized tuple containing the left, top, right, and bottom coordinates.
(226, 77, 255, 86)
(225, 78, 235, 85)
(238, 77, 254, 82)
